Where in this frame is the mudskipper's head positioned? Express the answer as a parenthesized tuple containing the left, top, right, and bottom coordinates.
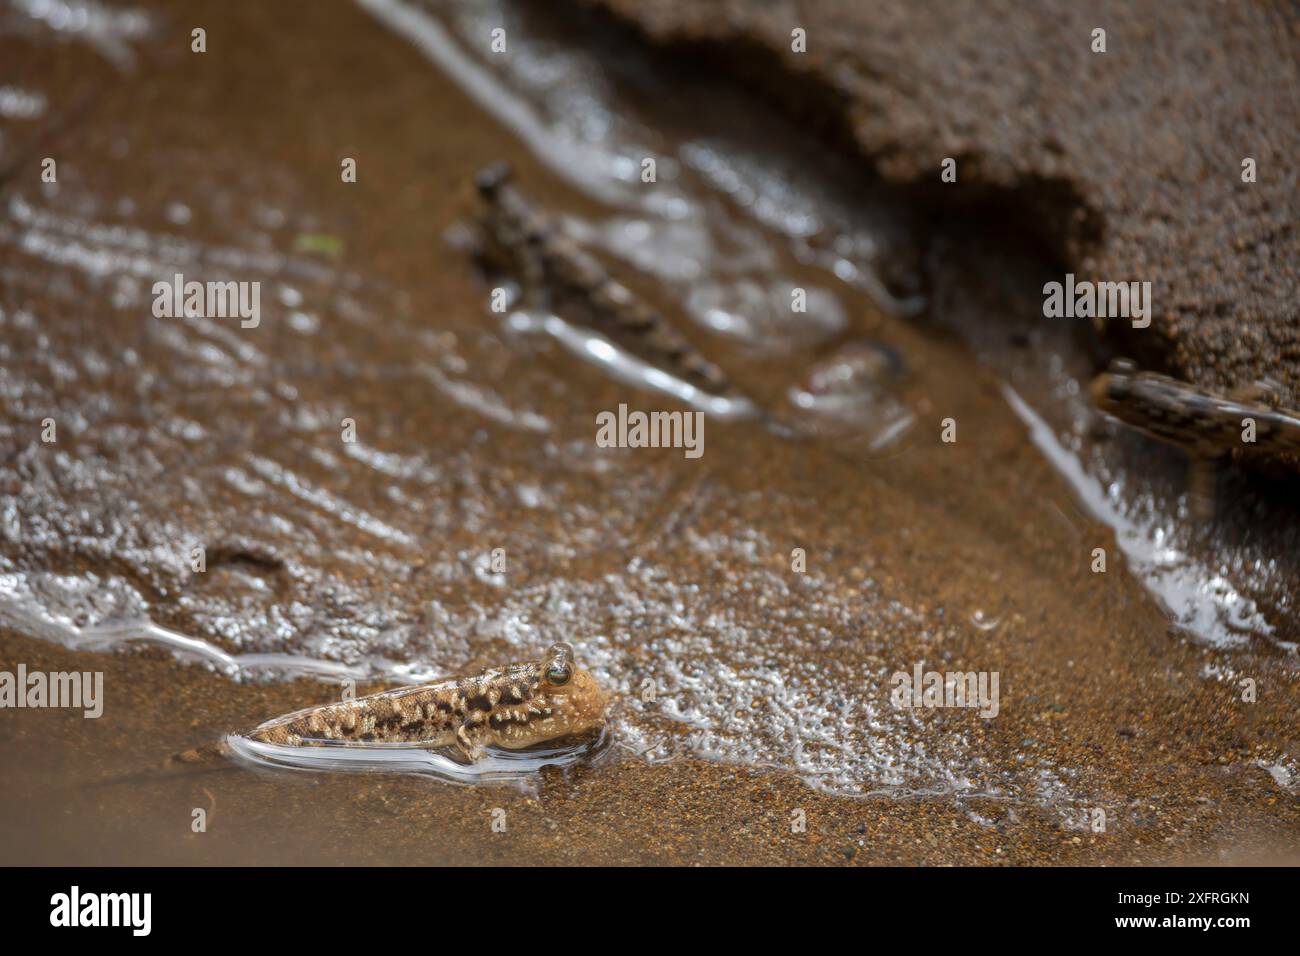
(1089, 357, 1138, 416)
(526, 642, 608, 744)
(474, 160, 513, 199)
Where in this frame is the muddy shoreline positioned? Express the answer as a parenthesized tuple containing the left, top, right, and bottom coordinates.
(4, 627, 1298, 865)
(1, 0, 1298, 865)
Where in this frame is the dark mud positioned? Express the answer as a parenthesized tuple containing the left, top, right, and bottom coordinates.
(1, 0, 1298, 865)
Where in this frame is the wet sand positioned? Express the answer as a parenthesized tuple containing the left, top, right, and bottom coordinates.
(1, 0, 1298, 865)
(4, 627, 1299, 866)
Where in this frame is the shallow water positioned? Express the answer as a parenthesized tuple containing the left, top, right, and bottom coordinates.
(1, 0, 1298, 859)
(227, 728, 610, 788)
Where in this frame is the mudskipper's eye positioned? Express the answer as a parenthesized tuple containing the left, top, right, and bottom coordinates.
(546, 663, 572, 685)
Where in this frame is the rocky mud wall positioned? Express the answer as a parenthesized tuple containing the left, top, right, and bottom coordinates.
(576, 0, 1300, 399)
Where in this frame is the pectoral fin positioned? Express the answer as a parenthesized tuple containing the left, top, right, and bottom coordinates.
(453, 721, 484, 764)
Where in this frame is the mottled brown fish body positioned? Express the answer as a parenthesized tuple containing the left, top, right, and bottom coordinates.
(472, 163, 733, 395)
(121, 647, 606, 787)
(1091, 368, 1300, 458)
(245, 645, 608, 761)
(248, 678, 464, 747)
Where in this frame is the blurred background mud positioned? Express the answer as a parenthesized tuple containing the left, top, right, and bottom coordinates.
(0, 0, 1296, 864)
